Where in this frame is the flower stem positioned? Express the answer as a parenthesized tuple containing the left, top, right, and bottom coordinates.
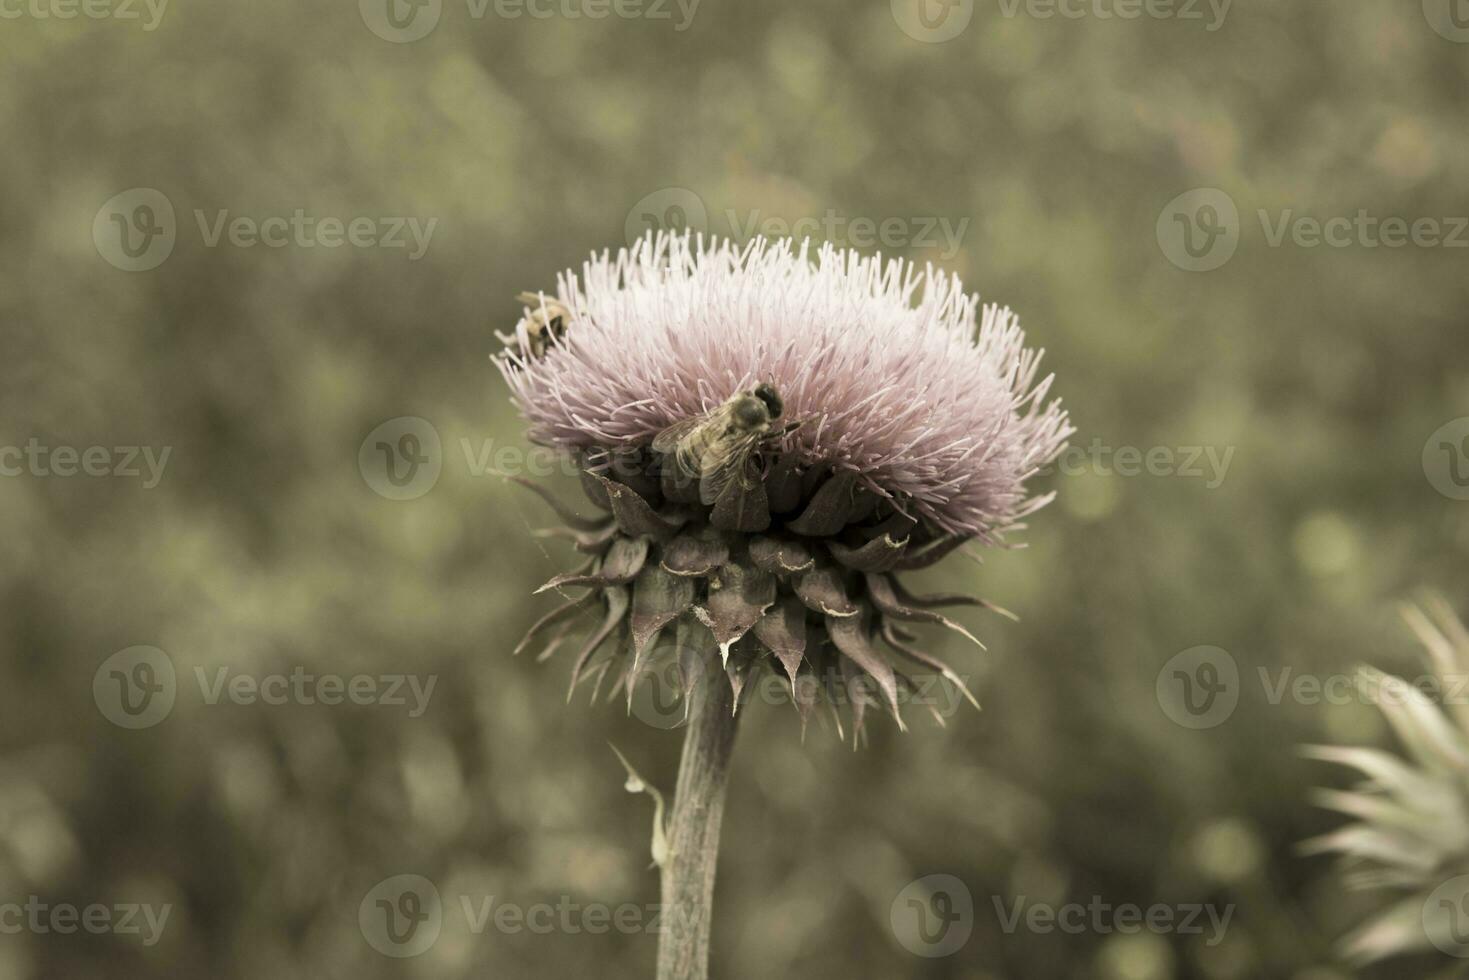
(656, 668, 740, 980)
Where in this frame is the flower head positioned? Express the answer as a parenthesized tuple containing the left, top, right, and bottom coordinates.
(1305, 596, 1469, 963)
(502, 233, 1069, 539)
(498, 232, 1070, 739)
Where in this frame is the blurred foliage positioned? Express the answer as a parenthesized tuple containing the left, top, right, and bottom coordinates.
(2, 1, 1468, 978)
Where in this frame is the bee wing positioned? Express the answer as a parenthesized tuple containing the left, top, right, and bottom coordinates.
(698, 432, 763, 506)
(655, 402, 739, 476)
(652, 415, 706, 458)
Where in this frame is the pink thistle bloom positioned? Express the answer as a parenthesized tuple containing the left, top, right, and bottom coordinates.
(500, 232, 1070, 541)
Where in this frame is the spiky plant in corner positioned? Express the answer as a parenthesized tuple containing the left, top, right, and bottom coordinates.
(1305, 596, 1469, 971)
(496, 232, 1070, 980)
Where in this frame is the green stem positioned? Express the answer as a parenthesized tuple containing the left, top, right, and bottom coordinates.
(655, 666, 740, 980)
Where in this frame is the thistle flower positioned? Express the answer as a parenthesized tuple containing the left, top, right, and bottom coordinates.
(498, 232, 1070, 740)
(1304, 596, 1469, 964)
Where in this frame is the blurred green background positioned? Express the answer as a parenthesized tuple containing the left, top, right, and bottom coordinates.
(3, 0, 1469, 977)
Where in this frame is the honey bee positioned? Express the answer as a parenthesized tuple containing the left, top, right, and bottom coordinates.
(653, 383, 799, 504)
(503, 291, 570, 360)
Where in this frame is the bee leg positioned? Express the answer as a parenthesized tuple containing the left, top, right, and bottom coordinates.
(774, 419, 807, 437)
